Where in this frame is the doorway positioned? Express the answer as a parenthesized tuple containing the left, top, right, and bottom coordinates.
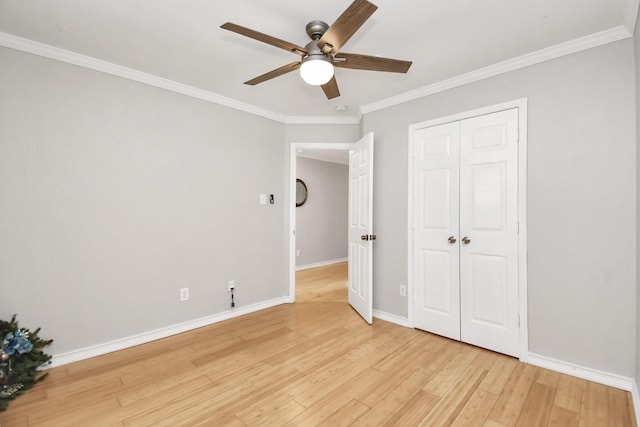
(288, 143, 352, 302)
(289, 134, 375, 324)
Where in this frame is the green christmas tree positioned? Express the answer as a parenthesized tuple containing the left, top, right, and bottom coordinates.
(0, 315, 53, 411)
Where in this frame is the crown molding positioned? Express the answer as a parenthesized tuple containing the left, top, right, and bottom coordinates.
(361, 25, 632, 115)
(625, 0, 640, 34)
(0, 31, 363, 125)
(1, 25, 632, 124)
(0, 32, 293, 122)
(284, 115, 361, 125)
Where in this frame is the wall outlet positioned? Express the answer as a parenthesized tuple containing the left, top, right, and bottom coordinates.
(399, 285, 407, 297)
(228, 280, 235, 291)
(180, 287, 189, 301)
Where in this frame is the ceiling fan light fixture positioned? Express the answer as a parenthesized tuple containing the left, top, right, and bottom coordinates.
(300, 55, 334, 86)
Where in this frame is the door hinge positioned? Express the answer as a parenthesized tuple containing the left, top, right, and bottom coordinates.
(517, 314, 520, 327)
(516, 221, 519, 234)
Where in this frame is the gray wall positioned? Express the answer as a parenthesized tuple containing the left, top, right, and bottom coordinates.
(295, 157, 348, 267)
(0, 46, 288, 355)
(284, 124, 360, 145)
(362, 40, 637, 377)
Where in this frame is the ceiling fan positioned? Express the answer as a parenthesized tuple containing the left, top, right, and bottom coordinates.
(220, 0, 412, 99)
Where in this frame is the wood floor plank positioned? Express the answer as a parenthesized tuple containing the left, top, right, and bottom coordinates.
(384, 390, 440, 426)
(480, 355, 519, 395)
(117, 370, 211, 406)
(237, 391, 306, 426)
(486, 363, 538, 426)
(553, 374, 585, 412)
(0, 263, 635, 427)
(579, 382, 610, 427)
(355, 346, 437, 408)
(451, 387, 499, 427)
(418, 366, 487, 426)
(351, 367, 435, 426)
(548, 405, 580, 427)
(608, 387, 636, 427)
(316, 399, 371, 427)
(423, 345, 482, 397)
(284, 367, 385, 426)
(514, 382, 556, 426)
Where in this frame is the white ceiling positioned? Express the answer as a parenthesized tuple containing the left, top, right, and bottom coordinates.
(0, 0, 637, 121)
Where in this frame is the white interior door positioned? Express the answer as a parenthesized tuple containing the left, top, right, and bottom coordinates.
(411, 108, 520, 357)
(459, 109, 519, 357)
(412, 122, 461, 340)
(348, 133, 374, 324)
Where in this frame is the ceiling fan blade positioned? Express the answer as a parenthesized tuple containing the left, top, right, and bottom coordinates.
(221, 22, 307, 56)
(334, 53, 412, 73)
(321, 76, 340, 99)
(244, 62, 301, 86)
(316, 0, 377, 54)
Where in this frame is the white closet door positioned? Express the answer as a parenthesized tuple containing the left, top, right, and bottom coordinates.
(412, 122, 461, 340)
(459, 108, 519, 357)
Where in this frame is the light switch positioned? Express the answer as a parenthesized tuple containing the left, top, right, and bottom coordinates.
(259, 194, 267, 205)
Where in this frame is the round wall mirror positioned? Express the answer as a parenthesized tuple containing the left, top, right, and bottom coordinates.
(296, 179, 308, 207)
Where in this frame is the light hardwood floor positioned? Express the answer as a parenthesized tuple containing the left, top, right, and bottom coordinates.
(1, 262, 636, 426)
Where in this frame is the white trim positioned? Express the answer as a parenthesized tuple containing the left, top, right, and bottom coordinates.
(373, 310, 410, 328)
(528, 353, 634, 392)
(289, 143, 353, 302)
(2, 25, 632, 124)
(0, 31, 358, 126)
(361, 26, 630, 115)
(296, 257, 348, 271)
(633, 380, 640, 426)
(516, 102, 529, 364)
(284, 116, 361, 125)
(50, 297, 290, 368)
(624, 0, 640, 34)
(407, 98, 528, 361)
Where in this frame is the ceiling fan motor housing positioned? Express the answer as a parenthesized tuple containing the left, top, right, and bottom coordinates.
(305, 20, 329, 40)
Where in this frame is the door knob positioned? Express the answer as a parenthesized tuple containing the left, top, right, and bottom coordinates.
(448, 236, 457, 244)
(361, 235, 369, 241)
(462, 236, 471, 244)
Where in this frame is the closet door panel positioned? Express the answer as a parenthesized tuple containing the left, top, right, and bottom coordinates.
(459, 108, 519, 357)
(413, 122, 461, 340)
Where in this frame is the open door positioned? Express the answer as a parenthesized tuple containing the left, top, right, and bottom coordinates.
(348, 133, 374, 323)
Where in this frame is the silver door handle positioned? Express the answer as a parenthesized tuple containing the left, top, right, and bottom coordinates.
(448, 236, 457, 244)
(462, 236, 471, 244)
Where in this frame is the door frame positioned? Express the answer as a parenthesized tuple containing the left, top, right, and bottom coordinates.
(288, 142, 352, 302)
(407, 98, 529, 362)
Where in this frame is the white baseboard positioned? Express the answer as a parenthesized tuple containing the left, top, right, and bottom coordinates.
(50, 297, 290, 368)
(295, 257, 347, 271)
(528, 353, 633, 391)
(373, 310, 410, 328)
